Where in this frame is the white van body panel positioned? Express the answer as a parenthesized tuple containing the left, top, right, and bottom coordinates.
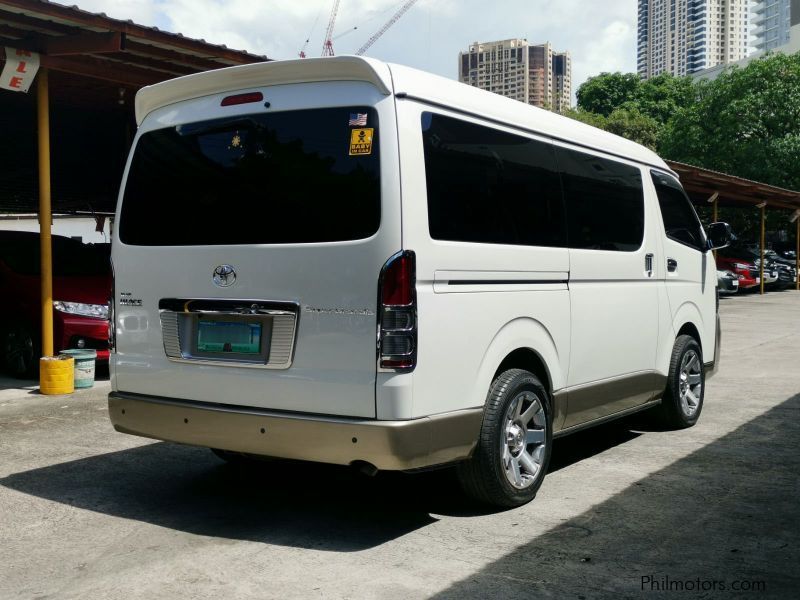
(393, 99, 570, 421)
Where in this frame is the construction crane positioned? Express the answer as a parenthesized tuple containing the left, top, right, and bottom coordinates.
(355, 0, 419, 56)
(321, 0, 342, 57)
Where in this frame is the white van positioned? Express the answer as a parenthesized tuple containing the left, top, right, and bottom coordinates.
(109, 57, 730, 507)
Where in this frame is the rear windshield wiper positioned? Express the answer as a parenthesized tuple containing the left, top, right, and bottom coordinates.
(177, 117, 265, 137)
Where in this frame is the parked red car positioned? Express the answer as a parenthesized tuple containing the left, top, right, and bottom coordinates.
(0, 231, 111, 378)
(715, 255, 760, 290)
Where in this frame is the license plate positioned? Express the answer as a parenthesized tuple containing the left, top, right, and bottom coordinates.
(197, 320, 262, 354)
(756, 277, 761, 284)
(732, 280, 739, 287)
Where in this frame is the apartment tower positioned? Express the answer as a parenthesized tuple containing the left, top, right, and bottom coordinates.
(752, 0, 794, 50)
(458, 39, 572, 111)
(637, 0, 750, 78)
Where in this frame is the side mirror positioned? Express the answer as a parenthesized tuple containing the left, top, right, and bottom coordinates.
(707, 222, 733, 251)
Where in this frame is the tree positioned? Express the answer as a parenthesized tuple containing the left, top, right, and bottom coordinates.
(604, 108, 660, 150)
(576, 71, 696, 125)
(564, 107, 660, 150)
(660, 52, 800, 191)
(576, 72, 640, 117)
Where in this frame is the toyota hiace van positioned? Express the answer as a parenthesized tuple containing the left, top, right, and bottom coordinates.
(109, 57, 730, 507)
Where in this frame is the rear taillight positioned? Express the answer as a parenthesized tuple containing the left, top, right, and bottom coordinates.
(108, 261, 116, 353)
(378, 251, 416, 371)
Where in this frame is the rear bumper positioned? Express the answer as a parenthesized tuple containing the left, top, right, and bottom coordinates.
(108, 392, 483, 471)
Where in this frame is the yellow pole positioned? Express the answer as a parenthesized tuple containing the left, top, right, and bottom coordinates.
(37, 69, 53, 357)
(760, 204, 765, 296)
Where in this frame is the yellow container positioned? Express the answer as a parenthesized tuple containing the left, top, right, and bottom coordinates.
(40, 356, 75, 395)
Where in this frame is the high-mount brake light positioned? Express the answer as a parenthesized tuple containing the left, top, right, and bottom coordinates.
(378, 251, 417, 371)
(220, 91, 264, 107)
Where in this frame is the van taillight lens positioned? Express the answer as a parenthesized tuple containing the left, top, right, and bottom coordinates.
(378, 251, 416, 371)
(108, 263, 116, 353)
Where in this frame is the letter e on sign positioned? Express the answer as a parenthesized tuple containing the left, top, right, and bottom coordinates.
(0, 47, 41, 93)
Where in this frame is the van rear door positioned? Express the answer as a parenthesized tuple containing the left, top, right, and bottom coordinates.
(112, 83, 400, 418)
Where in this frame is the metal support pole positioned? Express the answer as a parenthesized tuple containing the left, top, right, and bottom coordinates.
(796, 218, 799, 292)
(37, 69, 53, 357)
(760, 204, 765, 296)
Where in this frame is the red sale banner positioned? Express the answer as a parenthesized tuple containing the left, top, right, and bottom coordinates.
(1, 47, 41, 93)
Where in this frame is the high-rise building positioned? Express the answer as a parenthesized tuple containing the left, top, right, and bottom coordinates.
(552, 52, 572, 113)
(752, 0, 794, 51)
(458, 39, 572, 111)
(637, 0, 750, 78)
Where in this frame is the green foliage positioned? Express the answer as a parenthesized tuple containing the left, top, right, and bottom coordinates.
(571, 53, 800, 193)
(661, 53, 800, 191)
(604, 108, 660, 150)
(575, 72, 640, 117)
(576, 71, 695, 124)
(565, 106, 661, 150)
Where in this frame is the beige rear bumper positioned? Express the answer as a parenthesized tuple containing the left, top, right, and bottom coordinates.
(108, 392, 483, 471)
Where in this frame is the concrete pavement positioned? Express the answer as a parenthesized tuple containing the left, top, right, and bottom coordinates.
(0, 293, 798, 599)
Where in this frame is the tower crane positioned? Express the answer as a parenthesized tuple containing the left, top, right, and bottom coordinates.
(321, 0, 342, 57)
(355, 0, 419, 56)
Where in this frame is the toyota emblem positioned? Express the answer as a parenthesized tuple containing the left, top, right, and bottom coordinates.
(212, 264, 236, 288)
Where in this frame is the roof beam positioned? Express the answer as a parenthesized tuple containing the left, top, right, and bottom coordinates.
(124, 40, 236, 71)
(42, 31, 124, 56)
(97, 52, 194, 77)
(41, 54, 165, 87)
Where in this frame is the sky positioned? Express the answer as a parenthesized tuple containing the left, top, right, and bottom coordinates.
(53, 0, 638, 99)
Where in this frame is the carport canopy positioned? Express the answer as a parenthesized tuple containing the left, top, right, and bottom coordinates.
(667, 160, 800, 294)
(0, 0, 267, 369)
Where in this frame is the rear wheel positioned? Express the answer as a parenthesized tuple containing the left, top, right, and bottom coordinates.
(457, 369, 552, 508)
(1, 322, 38, 379)
(656, 335, 705, 429)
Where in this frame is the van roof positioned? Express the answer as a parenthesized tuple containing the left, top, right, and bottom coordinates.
(135, 56, 670, 172)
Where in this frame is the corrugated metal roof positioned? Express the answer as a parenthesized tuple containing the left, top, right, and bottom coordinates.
(0, 0, 269, 88)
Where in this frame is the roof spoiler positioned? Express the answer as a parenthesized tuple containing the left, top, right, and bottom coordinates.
(135, 56, 393, 125)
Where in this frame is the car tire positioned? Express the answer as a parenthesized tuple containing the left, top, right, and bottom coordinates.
(456, 369, 552, 508)
(1, 322, 39, 379)
(656, 335, 705, 429)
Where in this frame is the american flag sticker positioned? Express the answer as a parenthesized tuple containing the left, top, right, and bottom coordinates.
(348, 113, 368, 126)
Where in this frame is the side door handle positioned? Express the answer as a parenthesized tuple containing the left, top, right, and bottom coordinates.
(667, 258, 678, 273)
(645, 253, 654, 277)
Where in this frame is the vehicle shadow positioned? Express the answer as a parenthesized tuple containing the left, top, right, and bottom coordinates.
(0, 410, 647, 549)
(431, 394, 800, 599)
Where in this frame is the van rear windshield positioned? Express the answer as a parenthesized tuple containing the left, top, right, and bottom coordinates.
(119, 107, 380, 245)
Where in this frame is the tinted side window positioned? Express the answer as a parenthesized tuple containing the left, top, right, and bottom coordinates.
(421, 113, 566, 247)
(651, 171, 705, 251)
(556, 147, 645, 252)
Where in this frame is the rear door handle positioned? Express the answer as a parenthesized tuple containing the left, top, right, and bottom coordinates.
(645, 253, 654, 277)
(667, 258, 678, 273)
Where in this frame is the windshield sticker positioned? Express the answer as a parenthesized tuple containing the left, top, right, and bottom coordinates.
(349, 128, 374, 156)
(348, 113, 368, 126)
